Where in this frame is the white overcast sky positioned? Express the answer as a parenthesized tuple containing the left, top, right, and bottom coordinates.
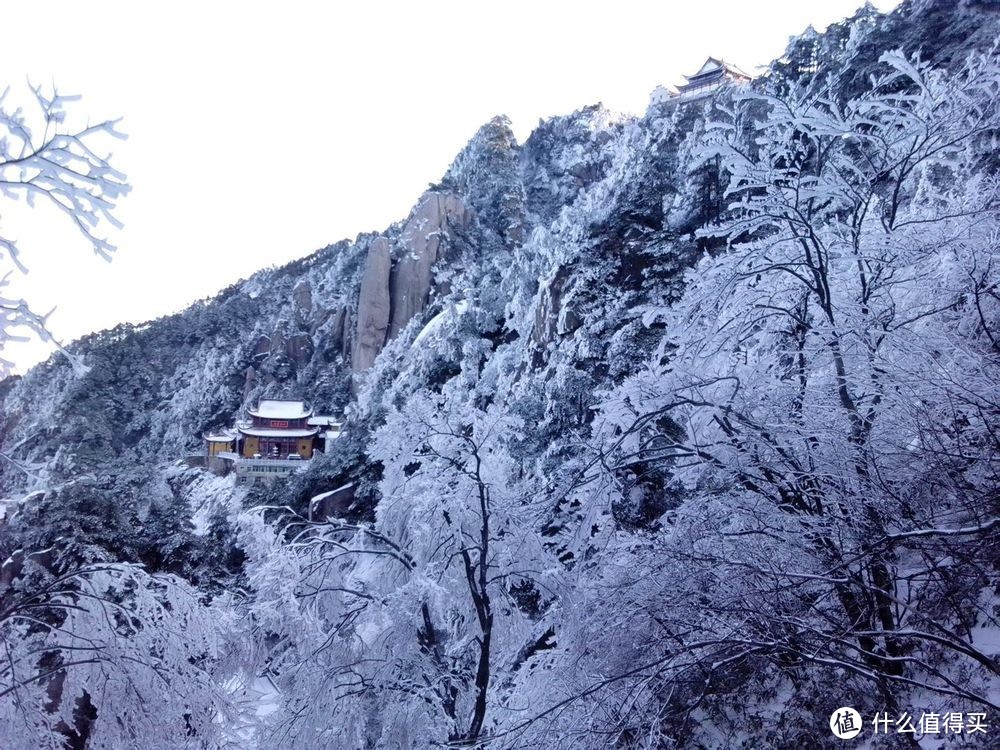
(1, 0, 899, 372)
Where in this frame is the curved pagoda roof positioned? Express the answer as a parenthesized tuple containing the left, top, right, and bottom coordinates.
(247, 399, 313, 420)
(681, 57, 752, 85)
(204, 432, 236, 443)
(239, 426, 319, 438)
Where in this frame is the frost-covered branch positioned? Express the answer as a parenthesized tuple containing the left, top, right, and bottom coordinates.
(0, 83, 129, 375)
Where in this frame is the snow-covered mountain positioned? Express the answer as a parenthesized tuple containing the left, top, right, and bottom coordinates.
(2, 1, 998, 747)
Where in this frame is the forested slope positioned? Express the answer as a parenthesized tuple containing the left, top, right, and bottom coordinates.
(1, 1, 998, 747)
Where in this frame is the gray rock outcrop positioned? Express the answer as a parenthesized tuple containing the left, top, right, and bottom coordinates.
(389, 193, 469, 338)
(349, 193, 471, 374)
(352, 238, 392, 372)
(287, 332, 315, 369)
(388, 193, 469, 339)
(292, 280, 312, 313)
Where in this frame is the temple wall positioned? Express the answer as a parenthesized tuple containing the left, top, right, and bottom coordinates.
(298, 438, 314, 459)
(243, 436, 260, 457)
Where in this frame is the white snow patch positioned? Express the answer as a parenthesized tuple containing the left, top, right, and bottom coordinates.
(411, 300, 469, 348)
(248, 399, 310, 419)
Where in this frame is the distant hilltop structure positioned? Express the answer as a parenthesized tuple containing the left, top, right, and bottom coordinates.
(650, 57, 753, 108)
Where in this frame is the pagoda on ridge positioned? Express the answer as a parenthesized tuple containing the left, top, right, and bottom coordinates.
(649, 57, 753, 108)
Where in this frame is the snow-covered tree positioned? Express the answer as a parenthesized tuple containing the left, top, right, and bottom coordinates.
(0, 557, 246, 749)
(243, 391, 559, 747)
(0, 84, 128, 375)
(579, 48, 1000, 741)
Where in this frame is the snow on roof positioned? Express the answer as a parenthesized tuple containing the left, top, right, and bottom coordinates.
(238, 426, 319, 438)
(720, 60, 752, 80)
(649, 84, 679, 105)
(247, 399, 312, 419)
(691, 57, 723, 76)
(204, 430, 237, 442)
(307, 416, 342, 426)
(683, 57, 752, 82)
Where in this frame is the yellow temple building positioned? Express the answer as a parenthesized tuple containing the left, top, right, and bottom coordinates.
(203, 399, 342, 482)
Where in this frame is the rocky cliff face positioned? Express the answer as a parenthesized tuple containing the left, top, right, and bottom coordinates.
(0, 110, 524, 490)
(388, 192, 470, 339)
(2, 3, 998, 747)
(350, 192, 471, 373)
(0, 0, 994, 501)
(352, 238, 392, 373)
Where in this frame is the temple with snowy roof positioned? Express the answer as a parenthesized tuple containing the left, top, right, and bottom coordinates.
(203, 398, 342, 482)
(649, 57, 753, 108)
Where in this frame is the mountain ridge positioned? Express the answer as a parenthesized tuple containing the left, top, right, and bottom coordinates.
(1, 1, 998, 746)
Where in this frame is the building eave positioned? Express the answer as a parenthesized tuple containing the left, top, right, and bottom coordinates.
(246, 399, 313, 420)
(238, 426, 320, 438)
(681, 58, 752, 84)
(204, 430, 237, 442)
